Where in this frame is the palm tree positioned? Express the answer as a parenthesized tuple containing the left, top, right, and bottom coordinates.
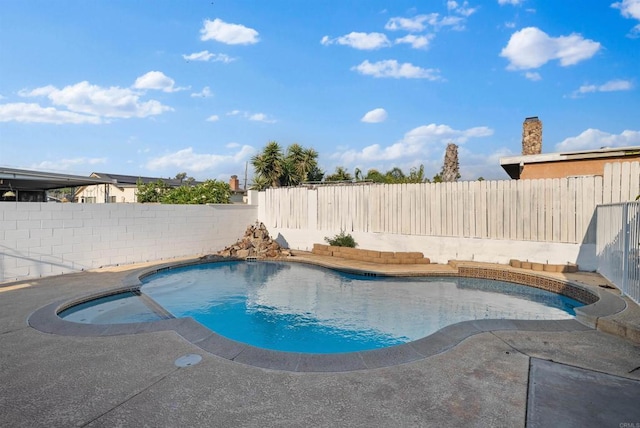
(250, 175, 270, 191)
(285, 144, 319, 184)
(354, 167, 363, 181)
(251, 141, 321, 188)
(251, 141, 284, 188)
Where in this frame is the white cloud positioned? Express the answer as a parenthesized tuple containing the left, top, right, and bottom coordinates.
(385, 13, 465, 32)
(447, 1, 478, 16)
(183, 50, 236, 63)
(395, 34, 434, 49)
(498, 0, 524, 5)
(224, 110, 276, 123)
(146, 146, 256, 172)
(361, 108, 388, 123)
(31, 157, 107, 171)
(612, 0, 640, 37)
(20, 81, 172, 118)
(249, 113, 276, 123)
(200, 18, 259, 45)
(191, 87, 213, 98)
(0, 102, 103, 124)
(555, 129, 640, 151)
(333, 123, 493, 165)
(320, 32, 391, 50)
(525, 71, 542, 81)
(184, 50, 214, 61)
(206, 114, 219, 122)
(500, 27, 601, 70)
(385, 15, 431, 32)
(352, 60, 442, 80)
(133, 71, 186, 93)
(570, 79, 633, 97)
(505, 22, 516, 28)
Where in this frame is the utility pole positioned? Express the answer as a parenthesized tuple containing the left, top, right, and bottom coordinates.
(243, 161, 248, 190)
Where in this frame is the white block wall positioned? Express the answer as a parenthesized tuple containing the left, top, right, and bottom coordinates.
(0, 203, 258, 283)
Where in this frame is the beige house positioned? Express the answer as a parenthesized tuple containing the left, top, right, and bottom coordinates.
(500, 146, 640, 180)
(75, 173, 186, 203)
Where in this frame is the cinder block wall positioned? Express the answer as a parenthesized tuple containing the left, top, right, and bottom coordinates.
(0, 203, 258, 283)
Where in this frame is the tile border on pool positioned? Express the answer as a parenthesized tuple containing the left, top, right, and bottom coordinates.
(27, 258, 626, 373)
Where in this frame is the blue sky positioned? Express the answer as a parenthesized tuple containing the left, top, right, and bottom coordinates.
(1, 0, 639, 182)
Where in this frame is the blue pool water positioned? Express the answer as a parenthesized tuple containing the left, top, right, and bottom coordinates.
(60, 261, 583, 354)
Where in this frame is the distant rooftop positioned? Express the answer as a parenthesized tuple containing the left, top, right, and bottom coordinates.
(1, 167, 114, 191)
(90, 172, 194, 187)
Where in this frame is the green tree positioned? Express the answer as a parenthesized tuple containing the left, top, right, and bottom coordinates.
(325, 166, 353, 182)
(385, 167, 406, 183)
(137, 179, 231, 204)
(306, 164, 325, 182)
(136, 179, 170, 203)
(364, 169, 386, 183)
(407, 164, 427, 183)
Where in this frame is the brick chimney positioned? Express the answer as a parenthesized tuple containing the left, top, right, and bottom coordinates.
(229, 175, 240, 191)
(522, 116, 542, 155)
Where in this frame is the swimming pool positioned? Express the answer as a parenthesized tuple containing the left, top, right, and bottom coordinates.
(59, 261, 583, 354)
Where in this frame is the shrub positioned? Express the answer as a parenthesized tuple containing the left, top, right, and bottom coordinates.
(324, 230, 357, 248)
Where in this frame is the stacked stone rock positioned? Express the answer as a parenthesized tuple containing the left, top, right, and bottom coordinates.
(312, 244, 430, 264)
(442, 142, 459, 182)
(522, 117, 543, 155)
(217, 222, 291, 259)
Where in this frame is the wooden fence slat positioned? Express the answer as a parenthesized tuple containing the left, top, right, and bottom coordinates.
(621, 161, 631, 201)
(545, 179, 553, 242)
(552, 178, 561, 242)
(516, 180, 524, 240)
(611, 162, 622, 203)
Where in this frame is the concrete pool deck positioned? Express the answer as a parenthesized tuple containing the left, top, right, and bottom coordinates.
(1, 255, 639, 427)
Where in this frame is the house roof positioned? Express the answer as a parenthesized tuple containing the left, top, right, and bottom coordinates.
(90, 172, 188, 187)
(499, 146, 640, 179)
(0, 167, 114, 192)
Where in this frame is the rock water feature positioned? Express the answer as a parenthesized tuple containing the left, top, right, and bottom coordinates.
(216, 222, 291, 259)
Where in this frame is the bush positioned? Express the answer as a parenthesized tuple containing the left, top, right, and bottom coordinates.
(324, 230, 357, 248)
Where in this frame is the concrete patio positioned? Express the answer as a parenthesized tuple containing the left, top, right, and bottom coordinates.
(1, 256, 639, 427)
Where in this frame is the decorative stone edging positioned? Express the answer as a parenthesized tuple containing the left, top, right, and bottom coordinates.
(508, 258, 578, 273)
(455, 265, 598, 305)
(311, 243, 430, 264)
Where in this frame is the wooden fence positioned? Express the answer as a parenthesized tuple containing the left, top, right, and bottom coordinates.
(262, 161, 639, 245)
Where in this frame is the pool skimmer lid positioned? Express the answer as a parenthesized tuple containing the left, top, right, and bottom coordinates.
(175, 354, 202, 367)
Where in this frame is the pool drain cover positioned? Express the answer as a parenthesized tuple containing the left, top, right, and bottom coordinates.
(175, 354, 202, 367)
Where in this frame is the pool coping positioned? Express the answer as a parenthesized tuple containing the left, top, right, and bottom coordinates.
(28, 257, 627, 373)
